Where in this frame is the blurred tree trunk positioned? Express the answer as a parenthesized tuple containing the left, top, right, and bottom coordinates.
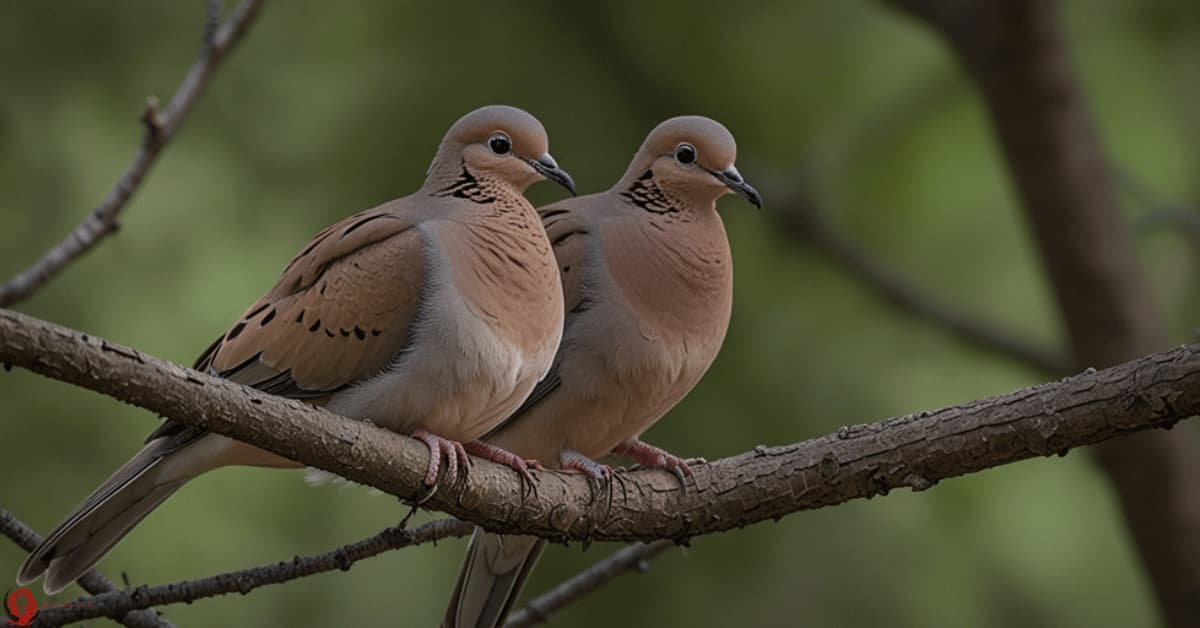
(888, 0, 1200, 625)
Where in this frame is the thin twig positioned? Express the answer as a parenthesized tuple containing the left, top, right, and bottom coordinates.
(1, 508, 172, 628)
(26, 518, 473, 626)
(0, 0, 267, 307)
(504, 541, 674, 628)
(1119, 166, 1200, 241)
(773, 186, 1070, 376)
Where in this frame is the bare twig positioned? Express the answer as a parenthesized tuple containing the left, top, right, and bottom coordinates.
(26, 518, 473, 626)
(504, 541, 674, 628)
(1120, 167, 1200, 241)
(1, 308, 1197, 545)
(1, 509, 171, 628)
(773, 187, 1070, 375)
(0, 0, 266, 307)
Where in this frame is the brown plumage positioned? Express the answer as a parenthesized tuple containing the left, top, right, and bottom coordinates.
(18, 105, 574, 595)
(444, 116, 761, 628)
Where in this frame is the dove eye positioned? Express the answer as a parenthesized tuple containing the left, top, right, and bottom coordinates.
(674, 142, 697, 166)
(488, 133, 512, 156)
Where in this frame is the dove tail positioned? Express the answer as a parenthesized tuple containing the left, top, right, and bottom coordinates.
(16, 432, 252, 594)
(443, 529, 544, 628)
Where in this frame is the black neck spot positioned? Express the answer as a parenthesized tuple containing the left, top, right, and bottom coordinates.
(434, 164, 498, 204)
(621, 170, 677, 214)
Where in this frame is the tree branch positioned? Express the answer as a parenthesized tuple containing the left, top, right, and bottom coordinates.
(2, 308, 1197, 547)
(0, 0, 266, 308)
(773, 187, 1070, 375)
(24, 518, 473, 627)
(504, 541, 674, 628)
(1, 509, 171, 628)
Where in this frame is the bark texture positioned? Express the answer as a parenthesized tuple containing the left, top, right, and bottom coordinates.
(2, 308, 1197, 546)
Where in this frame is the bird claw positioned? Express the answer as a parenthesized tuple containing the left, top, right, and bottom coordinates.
(616, 440, 695, 491)
(610, 468, 631, 505)
(670, 465, 688, 491)
(461, 441, 541, 482)
(414, 482, 438, 505)
(462, 440, 542, 499)
(413, 428, 472, 489)
(560, 449, 617, 507)
(560, 449, 613, 481)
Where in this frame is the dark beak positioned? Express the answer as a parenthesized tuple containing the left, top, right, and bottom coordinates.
(713, 166, 762, 209)
(527, 153, 577, 197)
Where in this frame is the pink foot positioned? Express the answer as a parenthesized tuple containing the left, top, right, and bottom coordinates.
(412, 428, 471, 486)
(463, 440, 543, 485)
(560, 448, 613, 481)
(614, 440, 695, 487)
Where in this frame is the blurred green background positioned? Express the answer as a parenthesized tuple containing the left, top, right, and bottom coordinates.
(2, 1, 1198, 626)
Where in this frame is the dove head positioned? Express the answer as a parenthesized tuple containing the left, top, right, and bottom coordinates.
(621, 115, 762, 210)
(429, 105, 575, 196)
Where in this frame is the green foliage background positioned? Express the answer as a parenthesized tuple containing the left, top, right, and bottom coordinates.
(1, 1, 1198, 626)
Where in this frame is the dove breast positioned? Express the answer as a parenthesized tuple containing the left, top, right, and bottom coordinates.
(325, 212, 562, 442)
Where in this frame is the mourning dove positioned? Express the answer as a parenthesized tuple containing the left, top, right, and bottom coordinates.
(443, 116, 760, 628)
(18, 104, 575, 595)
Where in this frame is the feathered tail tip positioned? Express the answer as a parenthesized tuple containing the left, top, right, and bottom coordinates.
(444, 530, 544, 628)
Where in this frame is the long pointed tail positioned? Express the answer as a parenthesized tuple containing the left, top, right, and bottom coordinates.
(16, 432, 240, 594)
(443, 529, 544, 628)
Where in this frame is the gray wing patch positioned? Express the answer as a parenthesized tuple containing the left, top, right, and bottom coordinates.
(484, 356, 563, 439)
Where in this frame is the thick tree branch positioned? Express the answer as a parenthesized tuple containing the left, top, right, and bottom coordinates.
(1, 509, 171, 628)
(887, 1, 1200, 624)
(774, 188, 1070, 375)
(0, 0, 265, 307)
(2, 308, 1197, 547)
(504, 541, 674, 628)
(25, 518, 473, 627)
